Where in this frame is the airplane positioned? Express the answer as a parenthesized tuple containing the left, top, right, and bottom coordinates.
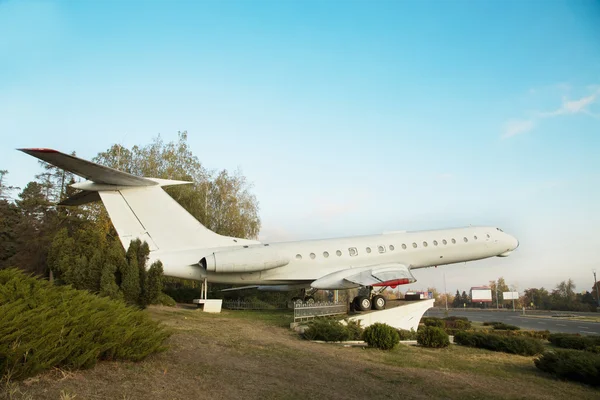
(19, 148, 520, 311)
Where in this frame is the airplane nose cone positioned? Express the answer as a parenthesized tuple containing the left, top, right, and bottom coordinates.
(512, 237, 519, 250)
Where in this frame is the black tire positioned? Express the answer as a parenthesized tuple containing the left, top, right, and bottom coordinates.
(372, 295, 386, 310)
(356, 296, 371, 311)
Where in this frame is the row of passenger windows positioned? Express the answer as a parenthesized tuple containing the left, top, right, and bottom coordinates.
(295, 234, 491, 260)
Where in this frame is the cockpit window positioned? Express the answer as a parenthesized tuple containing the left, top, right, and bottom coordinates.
(496, 227, 503, 232)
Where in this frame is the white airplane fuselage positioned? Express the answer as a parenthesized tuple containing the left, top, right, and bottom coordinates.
(150, 226, 519, 289)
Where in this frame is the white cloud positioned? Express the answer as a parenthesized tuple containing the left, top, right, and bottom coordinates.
(502, 85, 600, 139)
(502, 119, 535, 139)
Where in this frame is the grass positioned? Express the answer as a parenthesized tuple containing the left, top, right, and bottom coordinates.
(3, 305, 599, 400)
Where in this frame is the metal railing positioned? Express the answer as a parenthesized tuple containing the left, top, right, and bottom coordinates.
(293, 301, 348, 322)
(222, 299, 289, 310)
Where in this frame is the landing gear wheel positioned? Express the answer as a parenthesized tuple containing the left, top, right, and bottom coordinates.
(372, 295, 386, 310)
(304, 296, 315, 304)
(356, 296, 371, 311)
(291, 296, 303, 306)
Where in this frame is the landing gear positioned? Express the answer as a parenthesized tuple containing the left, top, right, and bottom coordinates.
(372, 294, 386, 310)
(354, 296, 372, 311)
(291, 289, 317, 306)
(351, 286, 387, 312)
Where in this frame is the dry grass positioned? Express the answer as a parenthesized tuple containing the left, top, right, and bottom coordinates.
(2, 305, 599, 400)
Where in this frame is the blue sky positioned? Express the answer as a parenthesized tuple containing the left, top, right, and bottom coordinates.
(1, 0, 599, 293)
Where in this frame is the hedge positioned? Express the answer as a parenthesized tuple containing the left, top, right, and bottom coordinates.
(303, 318, 363, 342)
(535, 349, 600, 386)
(548, 333, 600, 352)
(0, 268, 171, 380)
(454, 331, 544, 356)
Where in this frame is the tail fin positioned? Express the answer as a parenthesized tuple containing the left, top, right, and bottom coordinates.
(18, 148, 258, 252)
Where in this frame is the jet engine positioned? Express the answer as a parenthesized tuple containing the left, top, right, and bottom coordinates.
(201, 246, 290, 273)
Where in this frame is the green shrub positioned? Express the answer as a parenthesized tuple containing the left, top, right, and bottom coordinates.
(491, 322, 520, 331)
(303, 318, 354, 342)
(397, 329, 418, 340)
(454, 331, 543, 356)
(157, 293, 177, 307)
(0, 268, 171, 380)
(443, 316, 469, 322)
(535, 349, 600, 387)
(493, 329, 550, 340)
(444, 319, 471, 331)
(483, 321, 501, 326)
(422, 317, 444, 328)
(363, 323, 400, 350)
(548, 333, 600, 352)
(344, 319, 364, 340)
(417, 326, 450, 348)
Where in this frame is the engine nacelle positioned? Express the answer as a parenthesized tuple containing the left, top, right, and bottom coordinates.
(201, 246, 290, 273)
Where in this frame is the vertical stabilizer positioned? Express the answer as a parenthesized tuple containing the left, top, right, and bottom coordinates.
(18, 148, 260, 252)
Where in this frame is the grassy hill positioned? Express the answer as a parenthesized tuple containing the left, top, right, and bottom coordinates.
(3, 306, 599, 399)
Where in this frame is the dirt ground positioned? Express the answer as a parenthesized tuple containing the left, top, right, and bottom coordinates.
(4, 306, 599, 400)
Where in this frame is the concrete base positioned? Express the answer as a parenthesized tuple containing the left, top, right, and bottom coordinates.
(346, 299, 434, 331)
(192, 299, 223, 313)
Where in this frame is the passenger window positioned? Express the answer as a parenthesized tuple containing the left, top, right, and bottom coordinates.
(487, 234, 490, 238)
(378, 245, 386, 253)
(336, 250, 342, 256)
(463, 237, 468, 242)
(402, 243, 407, 249)
(389, 245, 395, 251)
(474, 235, 478, 240)
(412, 242, 417, 248)
(442, 239, 447, 245)
(296, 254, 302, 260)
(423, 241, 428, 247)
(366, 247, 371, 253)
(433, 240, 438, 246)
(451, 238, 456, 244)
(323, 251, 329, 258)
(310, 253, 316, 259)
(349, 247, 358, 257)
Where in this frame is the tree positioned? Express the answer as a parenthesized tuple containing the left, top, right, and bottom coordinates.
(93, 132, 261, 239)
(452, 290, 462, 308)
(460, 291, 470, 307)
(0, 170, 19, 200)
(0, 199, 21, 268)
(489, 277, 510, 306)
(145, 260, 164, 305)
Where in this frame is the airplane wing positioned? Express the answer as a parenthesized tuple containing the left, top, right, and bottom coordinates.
(344, 264, 417, 288)
(311, 263, 417, 290)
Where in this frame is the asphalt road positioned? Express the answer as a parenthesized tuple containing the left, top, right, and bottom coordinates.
(423, 309, 600, 336)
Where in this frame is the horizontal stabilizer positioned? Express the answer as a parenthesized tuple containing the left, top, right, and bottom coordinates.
(18, 148, 159, 187)
(220, 285, 260, 292)
(58, 190, 101, 206)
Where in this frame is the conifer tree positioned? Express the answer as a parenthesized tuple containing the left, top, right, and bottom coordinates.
(145, 260, 164, 305)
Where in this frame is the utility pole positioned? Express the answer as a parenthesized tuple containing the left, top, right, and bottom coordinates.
(443, 272, 448, 311)
(594, 270, 599, 307)
(496, 283, 499, 310)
